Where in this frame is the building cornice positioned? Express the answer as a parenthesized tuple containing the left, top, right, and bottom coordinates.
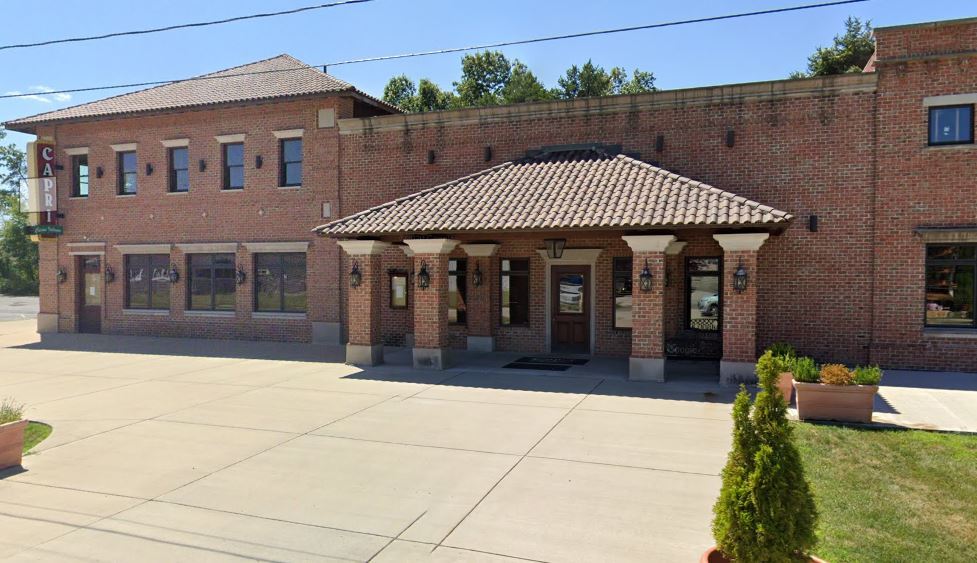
(338, 74, 877, 135)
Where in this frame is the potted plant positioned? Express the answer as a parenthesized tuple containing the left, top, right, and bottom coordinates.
(755, 349, 792, 406)
(0, 398, 28, 471)
(767, 342, 797, 404)
(704, 361, 820, 562)
(794, 362, 882, 424)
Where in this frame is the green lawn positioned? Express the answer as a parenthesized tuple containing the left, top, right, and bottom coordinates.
(795, 423, 977, 562)
(22, 421, 52, 454)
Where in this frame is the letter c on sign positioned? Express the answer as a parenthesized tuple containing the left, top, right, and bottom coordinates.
(42, 147, 54, 161)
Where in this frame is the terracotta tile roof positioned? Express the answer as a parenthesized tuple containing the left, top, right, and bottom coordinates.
(317, 147, 792, 237)
(4, 54, 397, 129)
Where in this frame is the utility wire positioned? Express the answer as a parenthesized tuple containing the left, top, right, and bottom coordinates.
(0, 0, 375, 52)
(0, 0, 869, 102)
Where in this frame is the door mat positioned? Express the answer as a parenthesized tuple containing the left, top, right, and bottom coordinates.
(502, 356, 590, 370)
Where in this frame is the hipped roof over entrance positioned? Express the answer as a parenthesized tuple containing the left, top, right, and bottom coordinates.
(316, 146, 792, 237)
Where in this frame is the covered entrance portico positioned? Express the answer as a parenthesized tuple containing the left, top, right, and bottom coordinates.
(318, 145, 791, 383)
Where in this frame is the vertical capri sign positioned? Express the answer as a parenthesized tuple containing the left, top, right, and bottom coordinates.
(26, 141, 59, 233)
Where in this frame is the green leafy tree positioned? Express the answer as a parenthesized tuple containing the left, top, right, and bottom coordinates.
(454, 51, 512, 107)
(501, 61, 552, 104)
(712, 367, 818, 561)
(556, 61, 656, 99)
(381, 74, 416, 109)
(381, 76, 455, 113)
(792, 17, 875, 78)
(0, 128, 38, 295)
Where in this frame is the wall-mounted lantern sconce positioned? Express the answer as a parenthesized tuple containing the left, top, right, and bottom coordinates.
(145, 163, 154, 176)
(255, 155, 263, 169)
(417, 262, 431, 289)
(56, 267, 67, 284)
(104, 266, 115, 283)
(484, 146, 493, 162)
(733, 262, 749, 293)
(235, 268, 247, 285)
(638, 259, 653, 292)
(199, 159, 206, 172)
(95, 166, 104, 179)
(167, 264, 180, 284)
(544, 238, 566, 260)
(426, 150, 436, 165)
(350, 262, 362, 287)
(472, 261, 483, 287)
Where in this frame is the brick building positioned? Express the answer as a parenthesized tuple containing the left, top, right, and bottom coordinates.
(5, 17, 977, 381)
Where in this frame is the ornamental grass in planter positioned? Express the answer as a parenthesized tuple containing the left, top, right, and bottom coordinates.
(0, 398, 27, 471)
(794, 362, 882, 424)
(706, 366, 820, 562)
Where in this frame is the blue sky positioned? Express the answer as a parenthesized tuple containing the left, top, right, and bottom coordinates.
(1, 0, 974, 152)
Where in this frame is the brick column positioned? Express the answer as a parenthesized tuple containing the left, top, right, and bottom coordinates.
(623, 235, 676, 382)
(405, 238, 460, 369)
(460, 243, 499, 352)
(337, 240, 390, 366)
(714, 233, 769, 385)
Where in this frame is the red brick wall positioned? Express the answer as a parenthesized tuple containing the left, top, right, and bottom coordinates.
(411, 252, 449, 349)
(630, 251, 666, 359)
(36, 96, 353, 341)
(346, 253, 382, 347)
(721, 250, 759, 364)
(869, 20, 977, 370)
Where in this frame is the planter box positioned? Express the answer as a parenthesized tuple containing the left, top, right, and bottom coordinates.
(0, 419, 28, 470)
(794, 382, 878, 423)
(777, 372, 794, 404)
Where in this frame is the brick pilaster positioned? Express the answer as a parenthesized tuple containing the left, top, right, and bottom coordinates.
(714, 234, 769, 384)
(405, 239, 460, 368)
(623, 235, 676, 381)
(337, 240, 390, 365)
(460, 243, 499, 351)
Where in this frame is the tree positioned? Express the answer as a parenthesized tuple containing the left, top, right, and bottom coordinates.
(381, 76, 455, 113)
(793, 17, 875, 78)
(454, 51, 512, 107)
(381, 75, 416, 109)
(556, 61, 656, 99)
(0, 128, 38, 295)
(501, 61, 552, 105)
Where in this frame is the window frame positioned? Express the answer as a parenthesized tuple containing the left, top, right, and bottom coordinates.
(253, 252, 307, 313)
(222, 142, 244, 190)
(448, 258, 467, 325)
(612, 257, 633, 330)
(168, 147, 190, 193)
(124, 254, 170, 310)
(117, 150, 137, 195)
(71, 154, 89, 197)
(500, 258, 530, 327)
(389, 269, 409, 310)
(685, 256, 722, 333)
(187, 253, 237, 311)
(924, 244, 977, 330)
(928, 104, 974, 147)
(279, 138, 303, 187)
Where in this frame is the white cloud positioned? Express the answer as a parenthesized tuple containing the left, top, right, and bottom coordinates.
(29, 85, 72, 102)
(4, 90, 52, 103)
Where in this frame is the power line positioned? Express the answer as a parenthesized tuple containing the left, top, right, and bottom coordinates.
(0, 0, 375, 52)
(0, 0, 870, 102)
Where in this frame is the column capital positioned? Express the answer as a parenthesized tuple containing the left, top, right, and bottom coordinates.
(404, 238, 461, 255)
(713, 233, 769, 252)
(459, 243, 499, 257)
(665, 241, 687, 255)
(622, 234, 676, 253)
(337, 240, 390, 256)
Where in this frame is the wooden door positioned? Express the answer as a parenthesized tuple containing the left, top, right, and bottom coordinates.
(78, 256, 102, 333)
(551, 266, 590, 354)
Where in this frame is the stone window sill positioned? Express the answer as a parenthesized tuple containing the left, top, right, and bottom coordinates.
(278, 185, 302, 190)
(69, 196, 89, 200)
(923, 143, 976, 152)
(116, 193, 137, 198)
(251, 312, 307, 320)
(167, 191, 189, 195)
(122, 308, 169, 316)
(185, 310, 236, 318)
(220, 188, 244, 193)
(923, 328, 977, 339)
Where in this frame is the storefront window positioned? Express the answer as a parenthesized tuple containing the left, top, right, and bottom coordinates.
(925, 245, 976, 328)
(448, 259, 467, 324)
(501, 258, 529, 326)
(188, 253, 236, 311)
(126, 254, 170, 310)
(613, 258, 632, 329)
(255, 253, 306, 313)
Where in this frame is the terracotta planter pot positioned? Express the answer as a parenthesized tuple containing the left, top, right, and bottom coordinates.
(0, 419, 28, 470)
(777, 371, 795, 404)
(701, 546, 827, 562)
(794, 382, 879, 423)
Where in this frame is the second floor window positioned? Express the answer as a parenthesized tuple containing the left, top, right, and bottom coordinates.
(223, 143, 244, 190)
(118, 151, 137, 195)
(71, 155, 89, 197)
(929, 105, 973, 146)
(169, 147, 189, 192)
(280, 138, 302, 187)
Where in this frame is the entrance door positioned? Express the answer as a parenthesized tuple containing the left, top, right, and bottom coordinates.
(78, 256, 102, 333)
(551, 266, 590, 354)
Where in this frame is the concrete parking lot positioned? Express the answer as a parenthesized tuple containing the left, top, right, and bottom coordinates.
(0, 295, 38, 322)
(0, 320, 736, 562)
